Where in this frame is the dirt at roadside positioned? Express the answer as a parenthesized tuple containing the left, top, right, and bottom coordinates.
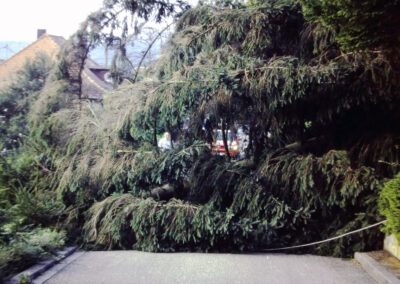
(368, 250, 400, 279)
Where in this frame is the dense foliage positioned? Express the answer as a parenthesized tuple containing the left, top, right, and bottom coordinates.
(299, 0, 400, 52)
(0, 53, 53, 150)
(0, 55, 66, 281)
(0, 227, 66, 280)
(379, 173, 400, 242)
(1, 0, 399, 278)
(51, 0, 398, 256)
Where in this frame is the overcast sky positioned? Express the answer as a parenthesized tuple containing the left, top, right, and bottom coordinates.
(0, 0, 104, 41)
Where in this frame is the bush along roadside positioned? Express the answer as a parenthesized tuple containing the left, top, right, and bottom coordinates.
(0, 225, 66, 281)
(0, 53, 67, 281)
(379, 173, 400, 242)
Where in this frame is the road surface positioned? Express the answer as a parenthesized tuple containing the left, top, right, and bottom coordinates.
(34, 251, 375, 284)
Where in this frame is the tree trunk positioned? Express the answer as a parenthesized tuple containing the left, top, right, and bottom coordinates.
(153, 117, 158, 148)
(221, 119, 231, 161)
(166, 120, 174, 149)
(248, 125, 253, 156)
(150, 184, 175, 200)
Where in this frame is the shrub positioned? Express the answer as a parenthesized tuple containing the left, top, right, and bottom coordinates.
(379, 173, 400, 241)
(0, 228, 66, 281)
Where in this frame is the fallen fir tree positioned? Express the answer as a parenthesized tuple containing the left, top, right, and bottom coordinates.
(7, 0, 400, 258)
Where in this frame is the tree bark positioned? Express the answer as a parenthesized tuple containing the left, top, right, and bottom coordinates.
(132, 23, 173, 83)
(153, 117, 158, 148)
(166, 120, 174, 149)
(221, 118, 231, 161)
(151, 184, 175, 200)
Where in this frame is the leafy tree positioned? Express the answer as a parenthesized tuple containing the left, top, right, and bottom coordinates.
(0, 53, 52, 150)
(0, 54, 67, 281)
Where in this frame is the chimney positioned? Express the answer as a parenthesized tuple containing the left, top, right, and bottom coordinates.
(37, 29, 46, 39)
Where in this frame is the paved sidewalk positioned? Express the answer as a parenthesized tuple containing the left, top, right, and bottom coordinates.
(35, 251, 375, 284)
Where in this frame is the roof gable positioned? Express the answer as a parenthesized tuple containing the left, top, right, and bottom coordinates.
(0, 33, 112, 100)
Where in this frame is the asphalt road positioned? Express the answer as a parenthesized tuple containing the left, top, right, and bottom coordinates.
(35, 251, 375, 284)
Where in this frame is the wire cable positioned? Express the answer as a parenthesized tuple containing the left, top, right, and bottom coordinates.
(262, 220, 387, 252)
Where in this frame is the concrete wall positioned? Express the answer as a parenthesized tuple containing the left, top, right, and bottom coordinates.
(384, 234, 400, 260)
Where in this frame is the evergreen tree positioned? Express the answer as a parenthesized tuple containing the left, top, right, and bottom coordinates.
(8, 0, 399, 258)
(299, 0, 400, 52)
(0, 53, 52, 150)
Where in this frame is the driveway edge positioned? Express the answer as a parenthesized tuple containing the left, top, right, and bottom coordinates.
(355, 252, 400, 284)
(7, 246, 77, 284)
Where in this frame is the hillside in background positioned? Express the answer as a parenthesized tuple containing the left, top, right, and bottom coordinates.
(90, 33, 164, 67)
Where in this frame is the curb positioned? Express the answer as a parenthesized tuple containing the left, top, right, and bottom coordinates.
(7, 246, 77, 284)
(355, 252, 400, 284)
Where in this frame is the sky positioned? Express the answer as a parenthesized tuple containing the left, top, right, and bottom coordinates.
(0, 0, 105, 41)
(0, 0, 198, 61)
